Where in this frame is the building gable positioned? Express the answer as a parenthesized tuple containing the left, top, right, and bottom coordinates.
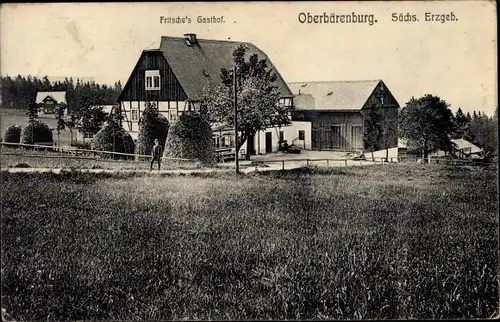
(118, 50, 188, 102)
(362, 80, 400, 109)
(35, 91, 67, 104)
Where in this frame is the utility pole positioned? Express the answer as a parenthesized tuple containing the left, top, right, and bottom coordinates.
(233, 66, 239, 174)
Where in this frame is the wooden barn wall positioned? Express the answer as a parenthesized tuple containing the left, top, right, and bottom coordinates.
(119, 51, 188, 102)
(292, 111, 364, 151)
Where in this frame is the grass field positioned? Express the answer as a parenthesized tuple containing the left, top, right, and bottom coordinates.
(1, 164, 498, 320)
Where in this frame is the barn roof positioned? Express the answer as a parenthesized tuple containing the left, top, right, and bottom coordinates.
(36, 91, 67, 104)
(158, 36, 293, 100)
(451, 138, 483, 154)
(289, 80, 381, 110)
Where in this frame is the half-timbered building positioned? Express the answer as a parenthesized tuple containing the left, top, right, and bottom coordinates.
(289, 80, 400, 152)
(117, 33, 298, 155)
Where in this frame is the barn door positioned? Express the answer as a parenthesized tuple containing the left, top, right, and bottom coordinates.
(331, 125, 342, 149)
(323, 129, 333, 150)
(351, 126, 363, 149)
(312, 129, 320, 150)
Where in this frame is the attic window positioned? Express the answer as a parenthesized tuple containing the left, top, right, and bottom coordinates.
(327, 91, 333, 96)
(145, 70, 160, 90)
(185, 39, 192, 46)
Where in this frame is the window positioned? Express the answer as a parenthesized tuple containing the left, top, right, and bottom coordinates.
(279, 131, 284, 142)
(380, 97, 384, 105)
(84, 132, 94, 139)
(145, 70, 160, 90)
(298, 130, 305, 141)
(131, 109, 139, 121)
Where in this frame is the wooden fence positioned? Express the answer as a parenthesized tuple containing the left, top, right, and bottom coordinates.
(0, 142, 197, 164)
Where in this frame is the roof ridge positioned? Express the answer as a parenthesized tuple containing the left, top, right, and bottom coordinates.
(161, 35, 253, 45)
(288, 79, 381, 84)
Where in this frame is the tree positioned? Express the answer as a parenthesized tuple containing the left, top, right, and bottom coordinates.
(21, 120, 53, 145)
(469, 110, 497, 156)
(65, 114, 78, 144)
(163, 112, 215, 166)
(3, 125, 22, 144)
(76, 87, 107, 137)
(26, 102, 40, 123)
(363, 104, 384, 161)
(92, 119, 135, 157)
(399, 94, 456, 162)
(55, 102, 68, 145)
(135, 102, 170, 157)
(381, 117, 398, 162)
(203, 44, 290, 160)
(453, 107, 472, 140)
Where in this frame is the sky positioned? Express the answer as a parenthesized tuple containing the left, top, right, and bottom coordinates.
(1, 1, 497, 115)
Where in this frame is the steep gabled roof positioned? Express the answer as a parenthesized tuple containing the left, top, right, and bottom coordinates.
(36, 91, 67, 104)
(159, 36, 293, 100)
(289, 80, 381, 110)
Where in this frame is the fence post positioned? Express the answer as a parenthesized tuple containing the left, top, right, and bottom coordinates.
(282, 160, 285, 170)
(306, 159, 309, 166)
(345, 159, 348, 167)
(326, 159, 329, 167)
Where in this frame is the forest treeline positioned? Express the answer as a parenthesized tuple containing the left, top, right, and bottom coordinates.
(0, 75, 122, 112)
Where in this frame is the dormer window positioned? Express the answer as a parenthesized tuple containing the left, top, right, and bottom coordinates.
(145, 70, 160, 90)
(380, 97, 384, 105)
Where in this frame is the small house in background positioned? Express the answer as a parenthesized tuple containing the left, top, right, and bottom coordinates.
(36, 91, 67, 117)
(430, 138, 484, 159)
(451, 138, 484, 158)
(289, 80, 400, 152)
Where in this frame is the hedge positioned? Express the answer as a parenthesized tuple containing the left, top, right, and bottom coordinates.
(91, 121, 135, 158)
(135, 107, 169, 158)
(3, 125, 22, 144)
(164, 112, 215, 166)
(21, 121, 53, 145)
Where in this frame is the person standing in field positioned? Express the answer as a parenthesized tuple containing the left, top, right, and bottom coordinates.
(150, 139, 163, 171)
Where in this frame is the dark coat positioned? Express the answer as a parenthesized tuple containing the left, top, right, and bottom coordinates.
(151, 144, 163, 159)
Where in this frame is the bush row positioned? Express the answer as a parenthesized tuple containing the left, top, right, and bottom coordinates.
(3, 122, 54, 146)
(3, 111, 217, 165)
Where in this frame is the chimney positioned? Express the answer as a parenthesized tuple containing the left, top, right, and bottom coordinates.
(184, 33, 197, 44)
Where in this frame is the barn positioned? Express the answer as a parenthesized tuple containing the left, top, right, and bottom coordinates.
(289, 80, 400, 152)
(116, 33, 302, 156)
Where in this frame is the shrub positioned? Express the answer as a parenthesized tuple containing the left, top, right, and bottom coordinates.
(164, 112, 215, 166)
(3, 125, 22, 144)
(13, 163, 31, 168)
(135, 105, 170, 158)
(21, 121, 53, 145)
(91, 121, 135, 158)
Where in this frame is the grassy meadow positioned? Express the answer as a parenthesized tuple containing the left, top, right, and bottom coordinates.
(1, 164, 498, 320)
